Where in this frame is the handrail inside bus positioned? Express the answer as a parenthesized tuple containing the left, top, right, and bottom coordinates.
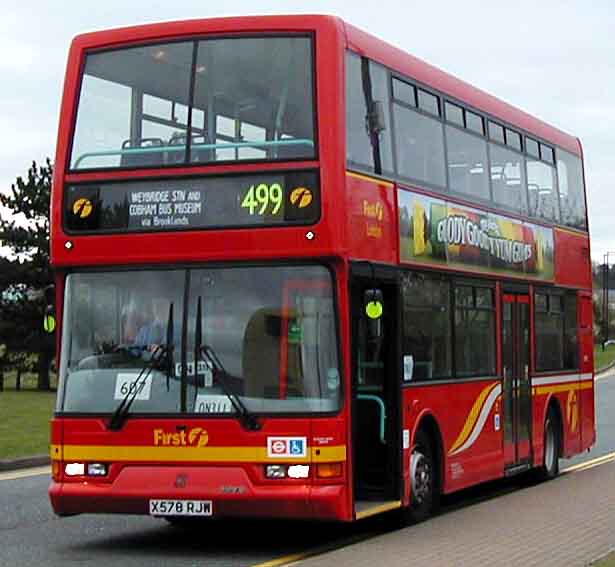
(73, 139, 315, 168)
(356, 394, 386, 444)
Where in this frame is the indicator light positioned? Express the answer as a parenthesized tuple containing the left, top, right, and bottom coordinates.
(316, 463, 343, 478)
(51, 461, 61, 481)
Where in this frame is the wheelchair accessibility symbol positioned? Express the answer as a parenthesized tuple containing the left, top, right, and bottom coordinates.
(267, 437, 307, 458)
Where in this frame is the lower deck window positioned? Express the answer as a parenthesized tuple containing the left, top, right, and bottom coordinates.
(535, 291, 578, 372)
(402, 273, 495, 380)
(454, 286, 496, 377)
(402, 274, 452, 380)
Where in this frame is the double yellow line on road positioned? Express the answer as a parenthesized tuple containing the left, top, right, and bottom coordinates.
(562, 450, 615, 474)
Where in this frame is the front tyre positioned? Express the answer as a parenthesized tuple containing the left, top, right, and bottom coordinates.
(402, 429, 438, 524)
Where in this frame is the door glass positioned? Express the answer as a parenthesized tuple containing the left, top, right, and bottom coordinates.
(503, 301, 514, 446)
(518, 301, 531, 444)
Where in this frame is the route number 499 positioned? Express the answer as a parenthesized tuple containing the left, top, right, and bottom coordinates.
(241, 183, 283, 216)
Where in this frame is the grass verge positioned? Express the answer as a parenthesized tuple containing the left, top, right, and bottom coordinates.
(0, 390, 56, 460)
(594, 343, 615, 372)
(593, 551, 615, 566)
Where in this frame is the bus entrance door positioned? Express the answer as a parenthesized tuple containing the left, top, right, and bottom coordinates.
(502, 293, 532, 471)
(351, 276, 400, 516)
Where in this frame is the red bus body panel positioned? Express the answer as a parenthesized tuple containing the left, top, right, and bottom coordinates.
(554, 229, 592, 289)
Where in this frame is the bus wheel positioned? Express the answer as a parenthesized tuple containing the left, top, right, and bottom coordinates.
(539, 409, 560, 480)
(404, 429, 437, 524)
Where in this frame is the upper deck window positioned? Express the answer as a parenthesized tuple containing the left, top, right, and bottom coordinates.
(525, 137, 540, 159)
(346, 53, 394, 175)
(393, 78, 416, 107)
(394, 103, 446, 188)
(446, 124, 490, 202)
(488, 121, 505, 144)
(527, 158, 559, 222)
(557, 149, 587, 229)
(489, 143, 528, 215)
(417, 89, 440, 116)
(465, 111, 484, 135)
(445, 102, 464, 127)
(505, 129, 522, 152)
(540, 144, 555, 164)
(70, 36, 316, 170)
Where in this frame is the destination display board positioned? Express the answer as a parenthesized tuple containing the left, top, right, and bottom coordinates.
(65, 171, 319, 233)
(398, 189, 555, 281)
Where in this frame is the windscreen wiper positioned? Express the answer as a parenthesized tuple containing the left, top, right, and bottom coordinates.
(195, 296, 260, 431)
(107, 303, 175, 431)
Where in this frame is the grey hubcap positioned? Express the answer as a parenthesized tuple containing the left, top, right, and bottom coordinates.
(545, 421, 555, 470)
(411, 450, 431, 504)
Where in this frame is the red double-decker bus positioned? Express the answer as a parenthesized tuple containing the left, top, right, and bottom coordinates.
(49, 15, 594, 523)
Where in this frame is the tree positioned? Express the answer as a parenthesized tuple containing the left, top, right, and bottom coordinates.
(0, 159, 55, 389)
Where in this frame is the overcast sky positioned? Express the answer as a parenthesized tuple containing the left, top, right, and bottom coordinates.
(1, 0, 613, 262)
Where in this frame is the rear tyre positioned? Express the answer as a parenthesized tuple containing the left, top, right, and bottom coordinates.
(401, 429, 438, 524)
(538, 409, 560, 480)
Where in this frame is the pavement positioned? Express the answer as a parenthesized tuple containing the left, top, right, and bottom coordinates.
(294, 459, 615, 567)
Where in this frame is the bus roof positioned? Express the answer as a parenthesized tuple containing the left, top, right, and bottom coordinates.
(68, 14, 580, 156)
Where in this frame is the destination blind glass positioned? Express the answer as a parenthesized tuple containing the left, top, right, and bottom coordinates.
(65, 171, 320, 233)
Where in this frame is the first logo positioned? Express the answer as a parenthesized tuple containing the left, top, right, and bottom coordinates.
(72, 198, 93, 219)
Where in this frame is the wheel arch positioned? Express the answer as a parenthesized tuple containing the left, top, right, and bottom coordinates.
(411, 410, 445, 496)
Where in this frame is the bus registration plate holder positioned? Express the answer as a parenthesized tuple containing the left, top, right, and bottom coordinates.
(149, 499, 213, 517)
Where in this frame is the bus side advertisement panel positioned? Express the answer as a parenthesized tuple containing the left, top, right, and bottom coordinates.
(398, 189, 555, 282)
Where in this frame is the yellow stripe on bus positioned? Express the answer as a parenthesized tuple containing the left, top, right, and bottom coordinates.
(346, 170, 394, 188)
(50, 444, 346, 463)
(534, 382, 593, 396)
